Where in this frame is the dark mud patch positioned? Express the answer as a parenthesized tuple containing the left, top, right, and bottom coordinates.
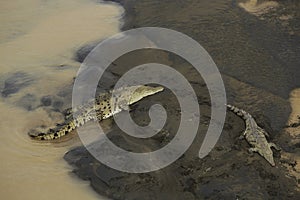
(104, 0, 300, 98)
(64, 73, 299, 199)
(40, 95, 54, 107)
(1, 72, 33, 97)
(64, 97, 299, 199)
(14, 81, 73, 112)
(16, 93, 40, 111)
(74, 42, 98, 63)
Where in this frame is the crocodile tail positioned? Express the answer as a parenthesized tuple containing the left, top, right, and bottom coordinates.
(226, 104, 250, 120)
(29, 119, 78, 140)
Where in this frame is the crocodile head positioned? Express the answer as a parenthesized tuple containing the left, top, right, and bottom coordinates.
(128, 85, 164, 105)
(257, 145, 275, 166)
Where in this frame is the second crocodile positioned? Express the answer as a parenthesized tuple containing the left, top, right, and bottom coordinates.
(227, 104, 280, 166)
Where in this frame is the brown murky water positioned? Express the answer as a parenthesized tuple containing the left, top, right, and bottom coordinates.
(0, 0, 122, 199)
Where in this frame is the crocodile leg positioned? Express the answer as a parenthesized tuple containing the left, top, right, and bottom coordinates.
(63, 108, 73, 120)
(269, 142, 281, 151)
(239, 134, 245, 140)
(248, 147, 258, 154)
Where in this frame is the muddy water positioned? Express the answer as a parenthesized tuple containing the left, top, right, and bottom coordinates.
(0, 0, 123, 199)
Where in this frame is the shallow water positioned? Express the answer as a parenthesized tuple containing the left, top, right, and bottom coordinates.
(0, 0, 122, 199)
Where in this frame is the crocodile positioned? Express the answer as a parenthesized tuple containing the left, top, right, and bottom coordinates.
(227, 104, 280, 166)
(29, 85, 164, 140)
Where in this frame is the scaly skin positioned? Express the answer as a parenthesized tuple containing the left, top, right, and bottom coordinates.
(227, 104, 280, 166)
(29, 85, 164, 140)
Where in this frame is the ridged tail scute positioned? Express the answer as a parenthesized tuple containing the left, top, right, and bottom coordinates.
(29, 120, 77, 140)
(226, 104, 250, 120)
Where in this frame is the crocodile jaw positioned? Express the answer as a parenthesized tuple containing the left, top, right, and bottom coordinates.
(258, 147, 275, 166)
(128, 86, 164, 105)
